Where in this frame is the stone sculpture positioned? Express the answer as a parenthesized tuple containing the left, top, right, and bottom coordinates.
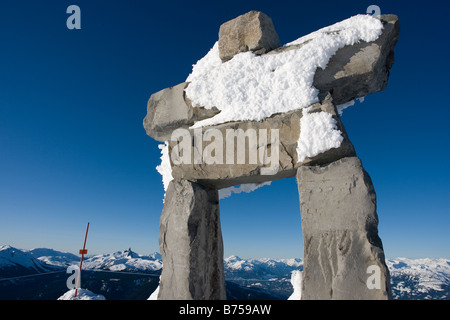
(143, 11, 400, 300)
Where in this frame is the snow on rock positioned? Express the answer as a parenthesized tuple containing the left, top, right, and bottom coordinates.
(58, 288, 105, 300)
(288, 270, 302, 300)
(296, 107, 344, 163)
(155, 142, 173, 193)
(185, 15, 383, 129)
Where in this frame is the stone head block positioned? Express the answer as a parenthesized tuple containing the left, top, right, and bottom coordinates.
(218, 11, 281, 62)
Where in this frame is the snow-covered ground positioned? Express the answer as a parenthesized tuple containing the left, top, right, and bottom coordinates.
(57, 288, 105, 300)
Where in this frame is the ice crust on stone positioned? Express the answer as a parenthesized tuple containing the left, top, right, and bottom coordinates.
(57, 288, 106, 300)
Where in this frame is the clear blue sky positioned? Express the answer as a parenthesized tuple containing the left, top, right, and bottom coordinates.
(1, 0, 449, 259)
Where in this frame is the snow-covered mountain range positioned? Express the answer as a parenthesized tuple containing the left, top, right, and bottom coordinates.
(224, 255, 303, 299)
(82, 249, 162, 272)
(0, 245, 55, 276)
(0, 245, 162, 275)
(387, 258, 450, 300)
(1, 245, 449, 300)
(224, 255, 450, 300)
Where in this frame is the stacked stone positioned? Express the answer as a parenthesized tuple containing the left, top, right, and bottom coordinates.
(143, 11, 399, 300)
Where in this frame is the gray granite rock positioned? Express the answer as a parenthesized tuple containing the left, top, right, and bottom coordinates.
(218, 11, 281, 62)
(143, 15, 399, 143)
(143, 83, 220, 142)
(158, 179, 226, 300)
(296, 157, 392, 300)
(169, 93, 355, 189)
(313, 15, 400, 105)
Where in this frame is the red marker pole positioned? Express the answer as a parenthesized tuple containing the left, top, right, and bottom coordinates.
(74, 222, 90, 298)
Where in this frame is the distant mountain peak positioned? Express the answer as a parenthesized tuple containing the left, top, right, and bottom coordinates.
(124, 248, 138, 258)
(225, 255, 242, 261)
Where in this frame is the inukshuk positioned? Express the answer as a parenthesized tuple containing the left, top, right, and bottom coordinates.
(143, 11, 400, 300)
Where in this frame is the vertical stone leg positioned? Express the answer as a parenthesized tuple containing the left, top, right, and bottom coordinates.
(296, 157, 392, 300)
(158, 179, 226, 300)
